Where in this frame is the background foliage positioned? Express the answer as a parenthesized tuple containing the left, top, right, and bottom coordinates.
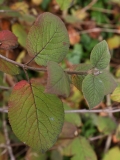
(0, 0, 120, 159)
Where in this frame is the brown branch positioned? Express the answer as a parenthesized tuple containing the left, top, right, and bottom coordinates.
(0, 54, 87, 75)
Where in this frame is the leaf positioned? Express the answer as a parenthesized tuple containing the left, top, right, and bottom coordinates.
(12, 23, 27, 47)
(107, 36, 120, 49)
(94, 116, 117, 135)
(82, 74, 104, 108)
(90, 40, 111, 69)
(98, 70, 117, 95)
(51, 150, 63, 160)
(64, 103, 82, 127)
(26, 12, 69, 66)
(45, 61, 70, 97)
(0, 30, 18, 50)
(63, 136, 97, 160)
(103, 147, 120, 160)
(0, 57, 20, 75)
(56, 0, 74, 10)
(8, 80, 64, 152)
(72, 64, 93, 91)
(26, 148, 47, 160)
(111, 85, 120, 102)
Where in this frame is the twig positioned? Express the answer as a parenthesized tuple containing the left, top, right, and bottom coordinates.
(79, 27, 120, 34)
(90, 7, 114, 14)
(3, 114, 15, 160)
(80, 0, 98, 13)
(89, 135, 106, 141)
(65, 108, 120, 113)
(0, 86, 11, 90)
(0, 54, 87, 75)
(2, 107, 120, 114)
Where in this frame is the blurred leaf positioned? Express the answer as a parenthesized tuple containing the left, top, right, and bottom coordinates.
(0, 57, 20, 75)
(63, 136, 97, 160)
(8, 80, 64, 152)
(0, 0, 4, 5)
(10, 2, 29, 14)
(82, 74, 104, 109)
(67, 44, 83, 64)
(12, 23, 27, 47)
(64, 103, 82, 127)
(51, 150, 63, 160)
(115, 124, 120, 140)
(26, 148, 47, 160)
(111, 85, 120, 102)
(72, 64, 93, 91)
(68, 26, 80, 45)
(26, 12, 69, 66)
(107, 35, 120, 49)
(68, 86, 83, 108)
(40, 0, 51, 10)
(90, 40, 111, 69)
(0, 30, 18, 50)
(103, 147, 120, 160)
(98, 70, 117, 95)
(110, 0, 120, 5)
(0, 6, 21, 18)
(45, 61, 70, 97)
(32, 0, 43, 6)
(60, 122, 78, 139)
(95, 116, 117, 135)
(56, 0, 73, 10)
(0, 72, 4, 85)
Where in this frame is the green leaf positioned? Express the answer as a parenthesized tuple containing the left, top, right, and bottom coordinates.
(12, 23, 27, 47)
(8, 80, 64, 152)
(56, 0, 74, 10)
(82, 74, 104, 109)
(72, 64, 93, 91)
(111, 85, 120, 102)
(45, 61, 70, 97)
(0, 57, 20, 75)
(98, 71, 117, 95)
(64, 103, 82, 127)
(63, 136, 97, 160)
(94, 116, 117, 135)
(26, 148, 47, 160)
(103, 147, 120, 160)
(115, 124, 120, 140)
(26, 12, 69, 66)
(90, 40, 111, 69)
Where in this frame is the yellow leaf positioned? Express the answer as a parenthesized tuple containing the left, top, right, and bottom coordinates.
(107, 35, 120, 49)
(111, 85, 120, 102)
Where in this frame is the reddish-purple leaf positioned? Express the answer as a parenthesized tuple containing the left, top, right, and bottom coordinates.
(0, 30, 18, 50)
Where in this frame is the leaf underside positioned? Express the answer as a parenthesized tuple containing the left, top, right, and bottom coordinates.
(26, 12, 69, 66)
(0, 57, 20, 75)
(8, 80, 64, 152)
(82, 74, 104, 109)
(0, 30, 18, 50)
(90, 40, 111, 69)
(45, 61, 70, 97)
